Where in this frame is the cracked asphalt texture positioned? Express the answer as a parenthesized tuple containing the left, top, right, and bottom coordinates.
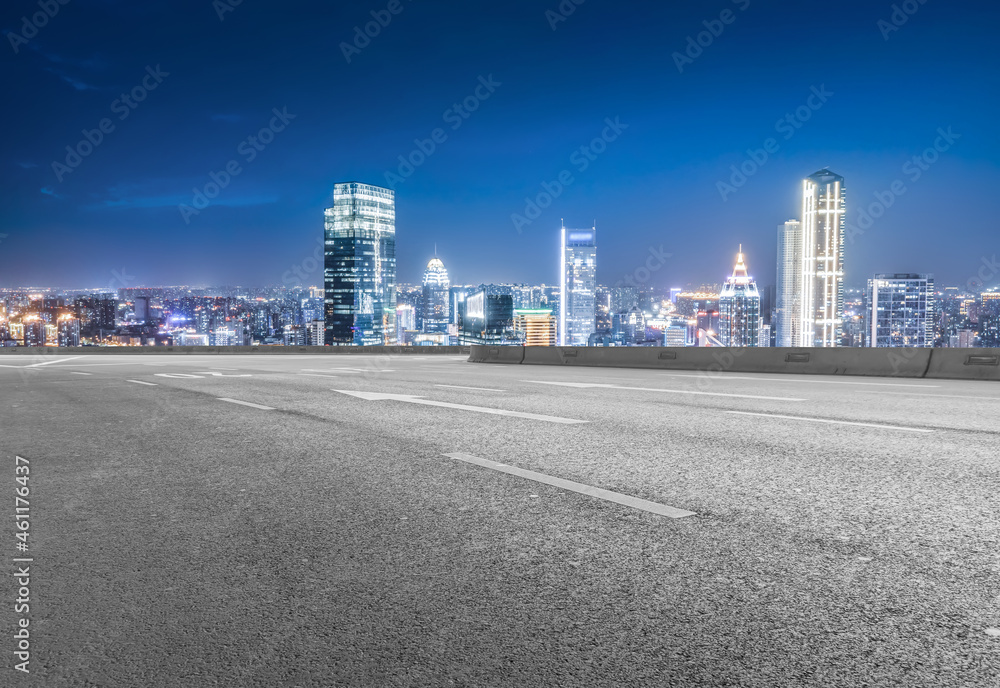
(1, 353, 998, 687)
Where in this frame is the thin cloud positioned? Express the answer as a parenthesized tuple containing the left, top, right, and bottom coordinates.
(40, 187, 65, 199)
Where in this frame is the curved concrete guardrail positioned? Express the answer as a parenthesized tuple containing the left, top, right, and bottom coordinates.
(470, 346, 1000, 381)
(0, 345, 470, 356)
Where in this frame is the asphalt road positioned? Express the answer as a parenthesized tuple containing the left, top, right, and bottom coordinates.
(1, 353, 998, 687)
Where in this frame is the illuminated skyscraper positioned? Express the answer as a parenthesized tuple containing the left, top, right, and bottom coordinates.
(421, 256, 450, 334)
(719, 247, 761, 348)
(801, 169, 846, 347)
(865, 274, 935, 347)
(559, 225, 596, 346)
(775, 219, 802, 347)
(323, 182, 396, 346)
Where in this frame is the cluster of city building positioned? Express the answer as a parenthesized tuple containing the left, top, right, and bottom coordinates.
(1, 174, 998, 349)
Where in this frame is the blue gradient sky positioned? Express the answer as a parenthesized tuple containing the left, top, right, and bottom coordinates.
(1, 0, 997, 290)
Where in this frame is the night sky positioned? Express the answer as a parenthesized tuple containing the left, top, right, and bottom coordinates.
(2, 0, 997, 290)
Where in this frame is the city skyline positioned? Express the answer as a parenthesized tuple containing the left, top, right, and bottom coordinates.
(2, 2, 997, 289)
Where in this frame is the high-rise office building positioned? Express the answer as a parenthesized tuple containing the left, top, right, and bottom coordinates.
(514, 309, 556, 346)
(758, 324, 772, 348)
(448, 287, 467, 326)
(459, 290, 514, 345)
(134, 296, 150, 324)
(306, 320, 324, 346)
(74, 294, 117, 331)
(57, 316, 80, 347)
(559, 226, 597, 346)
(801, 170, 846, 347)
(664, 325, 687, 347)
(865, 274, 935, 348)
(981, 290, 1000, 347)
(22, 318, 45, 347)
(775, 220, 802, 347)
(612, 306, 646, 345)
(323, 182, 396, 346)
(396, 304, 416, 341)
(718, 248, 761, 348)
(421, 257, 450, 334)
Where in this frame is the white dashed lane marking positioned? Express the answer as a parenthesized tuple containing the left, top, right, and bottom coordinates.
(726, 411, 934, 433)
(443, 453, 696, 519)
(218, 398, 275, 411)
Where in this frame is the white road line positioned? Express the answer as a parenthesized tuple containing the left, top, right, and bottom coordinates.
(875, 391, 1000, 401)
(298, 373, 340, 379)
(655, 372, 940, 388)
(70, 372, 92, 376)
(526, 380, 805, 402)
(217, 398, 274, 410)
(27, 356, 87, 368)
(335, 390, 586, 424)
(726, 411, 934, 433)
(435, 384, 505, 392)
(301, 368, 361, 375)
(126, 380, 158, 386)
(443, 453, 695, 519)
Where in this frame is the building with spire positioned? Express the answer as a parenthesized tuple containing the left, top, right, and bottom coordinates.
(421, 254, 450, 334)
(719, 246, 761, 348)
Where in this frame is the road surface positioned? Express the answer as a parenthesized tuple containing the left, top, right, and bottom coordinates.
(1, 353, 998, 686)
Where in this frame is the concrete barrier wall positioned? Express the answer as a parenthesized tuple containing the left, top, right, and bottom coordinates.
(0, 345, 470, 356)
(519, 346, 935, 378)
(925, 348, 1000, 381)
(467, 345, 525, 364)
(475, 345, 996, 381)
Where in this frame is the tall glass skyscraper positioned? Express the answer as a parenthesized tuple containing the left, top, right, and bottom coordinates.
(801, 169, 846, 347)
(323, 182, 396, 346)
(421, 257, 450, 334)
(719, 247, 761, 348)
(865, 274, 935, 347)
(775, 219, 802, 347)
(559, 226, 597, 346)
